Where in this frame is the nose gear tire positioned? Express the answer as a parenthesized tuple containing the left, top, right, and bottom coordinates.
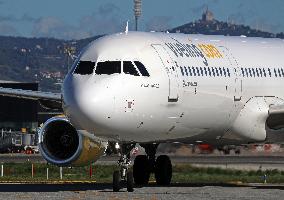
(113, 170, 121, 192)
(127, 171, 134, 192)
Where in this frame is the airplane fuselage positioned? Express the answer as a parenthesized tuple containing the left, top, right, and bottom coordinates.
(62, 32, 284, 145)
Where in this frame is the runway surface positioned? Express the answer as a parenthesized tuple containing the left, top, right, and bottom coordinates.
(0, 183, 283, 200)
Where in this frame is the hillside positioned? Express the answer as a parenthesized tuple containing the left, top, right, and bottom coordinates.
(0, 35, 101, 92)
(0, 13, 284, 92)
(169, 9, 283, 38)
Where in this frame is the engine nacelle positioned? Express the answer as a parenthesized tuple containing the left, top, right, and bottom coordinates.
(231, 97, 284, 142)
(38, 117, 106, 166)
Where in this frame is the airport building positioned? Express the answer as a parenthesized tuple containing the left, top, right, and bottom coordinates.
(0, 80, 62, 152)
(0, 81, 38, 132)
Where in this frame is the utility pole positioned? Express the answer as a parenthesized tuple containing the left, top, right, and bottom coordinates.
(134, 0, 142, 31)
(64, 44, 76, 72)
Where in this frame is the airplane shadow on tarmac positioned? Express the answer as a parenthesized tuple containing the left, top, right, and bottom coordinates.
(0, 184, 107, 192)
(0, 183, 283, 192)
(141, 183, 284, 191)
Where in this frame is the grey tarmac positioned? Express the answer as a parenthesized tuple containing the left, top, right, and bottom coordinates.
(0, 183, 283, 200)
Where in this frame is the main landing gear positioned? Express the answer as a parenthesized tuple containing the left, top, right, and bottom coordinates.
(133, 144, 172, 186)
(112, 143, 172, 192)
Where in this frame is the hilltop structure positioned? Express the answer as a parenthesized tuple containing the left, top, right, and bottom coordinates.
(202, 7, 214, 22)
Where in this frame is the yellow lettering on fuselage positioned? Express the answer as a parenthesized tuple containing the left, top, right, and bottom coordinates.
(198, 44, 223, 59)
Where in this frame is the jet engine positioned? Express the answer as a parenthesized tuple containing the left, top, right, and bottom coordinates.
(38, 117, 106, 166)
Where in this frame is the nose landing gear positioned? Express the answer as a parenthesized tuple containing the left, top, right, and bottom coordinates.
(112, 143, 135, 192)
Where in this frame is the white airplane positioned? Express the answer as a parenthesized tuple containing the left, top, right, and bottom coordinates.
(1, 31, 284, 192)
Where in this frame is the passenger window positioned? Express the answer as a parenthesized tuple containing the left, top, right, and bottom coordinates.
(278, 69, 282, 77)
(199, 67, 204, 76)
(274, 69, 278, 77)
(219, 67, 222, 76)
(215, 68, 219, 76)
(262, 68, 266, 77)
(251, 68, 256, 77)
(192, 67, 196, 76)
(208, 67, 212, 76)
(281, 68, 284, 77)
(204, 67, 208, 76)
(248, 68, 252, 77)
(134, 61, 150, 77)
(187, 67, 192, 76)
(258, 68, 262, 77)
(74, 61, 95, 75)
(268, 68, 272, 77)
(196, 67, 200, 76)
(245, 68, 249, 77)
(180, 67, 185, 76)
(123, 61, 139, 76)
(226, 68, 230, 77)
(184, 67, 188, 76)
(255, 68, 259, 77)
(222, 67, 227, 77)
(212, 68, 216, 77)
(95, 61, 121, 75)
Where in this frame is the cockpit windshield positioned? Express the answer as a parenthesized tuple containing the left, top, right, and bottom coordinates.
(74, 59, 150, 77)
(134, 61, 150, 77)
(95, 61, 121, 75)
(123, 61, 139, 76)
(73, 61, 95, 75)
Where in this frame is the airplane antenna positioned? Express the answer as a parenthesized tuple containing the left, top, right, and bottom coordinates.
(134, 0, 142, 31)
(125, 21, 129, 34)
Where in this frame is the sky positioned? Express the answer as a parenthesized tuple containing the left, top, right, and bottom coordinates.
(0, 0, 283, 40)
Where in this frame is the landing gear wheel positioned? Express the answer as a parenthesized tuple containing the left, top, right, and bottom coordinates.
(224, 149, 230, 155)
(127, 171, 134, 192)
(133, 155, 150, 185)
(155, 155, 172, 185)
(113, 170, 121, 192)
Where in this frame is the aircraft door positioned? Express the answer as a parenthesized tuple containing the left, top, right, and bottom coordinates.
(219, 46, 242, 102)
(152, 44, 179, 102)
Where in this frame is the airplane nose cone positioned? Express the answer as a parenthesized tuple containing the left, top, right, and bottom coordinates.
(62, 74, 87, 114)
(62, 74, 115, 130)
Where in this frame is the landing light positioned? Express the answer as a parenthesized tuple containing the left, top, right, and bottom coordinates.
(115, 142, 120, 150)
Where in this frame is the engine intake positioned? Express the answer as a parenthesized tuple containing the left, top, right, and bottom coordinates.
(39, 117, 105, 166)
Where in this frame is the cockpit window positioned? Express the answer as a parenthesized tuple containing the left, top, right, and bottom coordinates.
(134, 61, 150, 77)
(95, 61, 121, 75)
(123, 61, 139, 76)
(73, 61, 95, 75)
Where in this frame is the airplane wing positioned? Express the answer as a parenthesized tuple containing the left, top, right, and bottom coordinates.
(267, 104, 284, 130)
(0, 87, 61, 101)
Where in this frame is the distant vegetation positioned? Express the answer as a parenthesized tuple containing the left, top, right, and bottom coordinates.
(170, 19, 278, 38)
(1, 16, 284, 92)
(0, 35, 101, 92)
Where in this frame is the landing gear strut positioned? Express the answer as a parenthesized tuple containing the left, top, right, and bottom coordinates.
(113, 143, 135, 192)
(133, 144, 172, 186)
